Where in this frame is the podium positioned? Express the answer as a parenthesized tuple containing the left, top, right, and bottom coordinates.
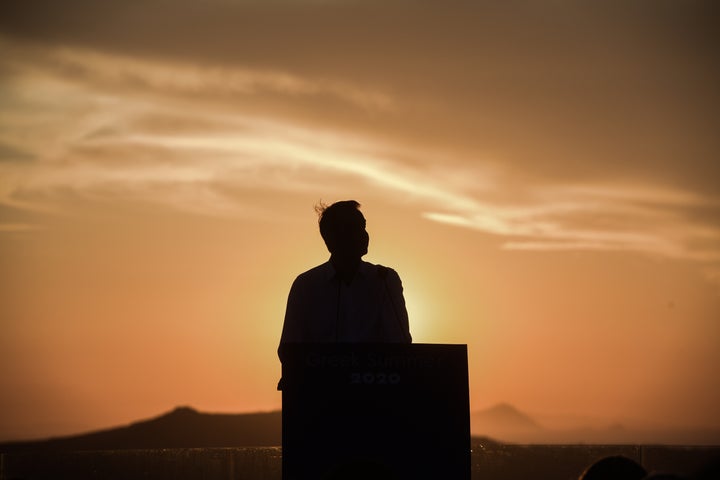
(279, 343, 470, 480)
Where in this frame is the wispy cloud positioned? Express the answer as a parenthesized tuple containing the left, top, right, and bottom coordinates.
(1, 37, 719, 275)
(0, 38, 395, 114)
(425, 184, 720, 262)
(0, 223, 42, 232)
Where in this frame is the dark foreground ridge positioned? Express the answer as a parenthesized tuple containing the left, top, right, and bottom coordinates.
(2, 442, 719, 480)
(0, 407, 282, 452)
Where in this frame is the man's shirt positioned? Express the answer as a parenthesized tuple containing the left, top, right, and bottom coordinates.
(279, 260, 412, 345)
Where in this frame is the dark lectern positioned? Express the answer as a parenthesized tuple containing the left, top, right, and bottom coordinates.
(279, 343, 470, 480)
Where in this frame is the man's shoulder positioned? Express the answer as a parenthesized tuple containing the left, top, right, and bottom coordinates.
(361, 261, 400, 280)
(295, 262, 333, 281)
(293, 261, 401, 283)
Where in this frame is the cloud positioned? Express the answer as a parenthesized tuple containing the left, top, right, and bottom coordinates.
(425, 183, 720, 263)
(0, 37, 394, 114)
(0, 143, 35, 162)
(2, 1, 718, 196)
(4, 90, 718, 268)
(1, 9, 719, 273)
(0, 223, 42, 232)
(0, 38, 400, 215)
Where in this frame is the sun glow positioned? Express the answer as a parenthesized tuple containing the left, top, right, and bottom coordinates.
(398, 265, 457, 344)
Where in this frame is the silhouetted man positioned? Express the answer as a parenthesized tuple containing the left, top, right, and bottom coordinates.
(279, 200, 411, 345)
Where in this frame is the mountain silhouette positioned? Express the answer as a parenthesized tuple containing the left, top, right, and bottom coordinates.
(0, 407, 281, 452)
(470, 403, 545, 443)
(472, 403, 540, 430)
(470, 404, 720, 444)
(4, 403, 717, 450)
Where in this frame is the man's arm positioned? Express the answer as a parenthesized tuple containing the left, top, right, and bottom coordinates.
(278, 276, 305, 358)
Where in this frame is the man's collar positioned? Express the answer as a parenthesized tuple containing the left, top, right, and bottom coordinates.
(322, 260, 372, 281)
(321, 261, 336, 281)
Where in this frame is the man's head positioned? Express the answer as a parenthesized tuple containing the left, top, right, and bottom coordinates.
(317, 200, 369, 259)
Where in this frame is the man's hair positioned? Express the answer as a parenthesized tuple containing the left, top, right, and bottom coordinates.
(315, 200, 361, 251)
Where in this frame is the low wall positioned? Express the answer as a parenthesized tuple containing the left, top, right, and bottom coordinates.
(1, 443, 718, 480)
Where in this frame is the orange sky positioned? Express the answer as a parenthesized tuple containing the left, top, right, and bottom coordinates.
(1, 1, 719, 441)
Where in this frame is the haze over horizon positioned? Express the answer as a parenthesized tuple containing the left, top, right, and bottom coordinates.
(1, 1, 719, 441)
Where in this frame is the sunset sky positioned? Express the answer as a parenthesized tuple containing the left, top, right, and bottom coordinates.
(1, 1, 719, 441)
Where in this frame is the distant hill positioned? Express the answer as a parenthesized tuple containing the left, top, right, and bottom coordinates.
(471, 403, 543, 442)
(473, 403, 540, 430)
(0, 406, 504, 453)
(4, 403, 718, 450)
(471, 404, 720, 445)
(0, 407, 281, 452)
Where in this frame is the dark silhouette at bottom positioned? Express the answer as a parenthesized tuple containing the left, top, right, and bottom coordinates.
(578, 453, 720, 480)
(579, 455, 647, 480)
